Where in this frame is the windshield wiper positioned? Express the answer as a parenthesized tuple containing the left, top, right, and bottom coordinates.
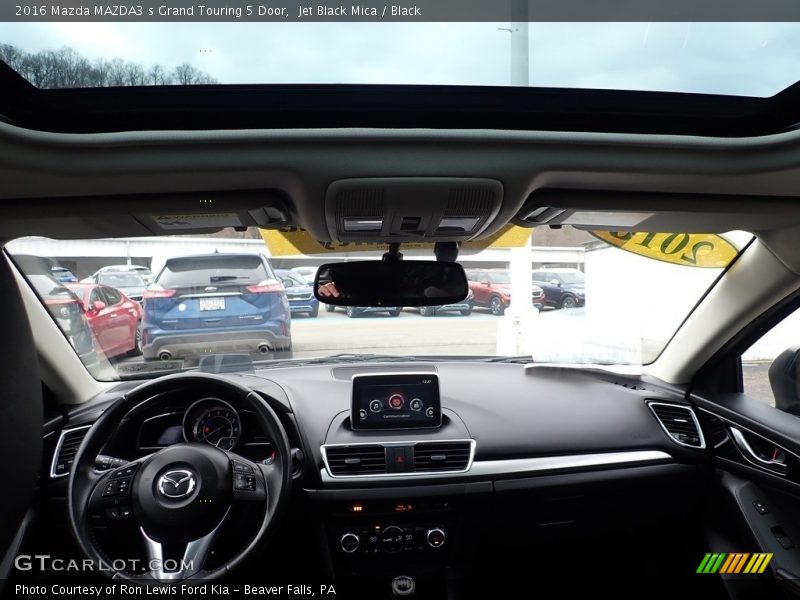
(481, 355, 534, 364)
(255, 353, 423, 369)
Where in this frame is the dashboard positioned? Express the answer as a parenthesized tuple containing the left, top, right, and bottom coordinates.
(42, 362, 712, 586)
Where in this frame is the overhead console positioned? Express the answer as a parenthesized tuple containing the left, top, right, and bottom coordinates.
(325, 177, 503, 243)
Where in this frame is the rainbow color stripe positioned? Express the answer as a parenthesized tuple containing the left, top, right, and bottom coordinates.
(697, 553, 773, 574)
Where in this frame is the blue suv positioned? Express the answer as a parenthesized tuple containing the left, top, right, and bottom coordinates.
(142, 253, 291, 361)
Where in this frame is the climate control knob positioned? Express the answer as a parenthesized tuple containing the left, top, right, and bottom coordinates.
(427, 528, 446, 548)
(380, 525, 404, 553)
(340, 532, 360, 553)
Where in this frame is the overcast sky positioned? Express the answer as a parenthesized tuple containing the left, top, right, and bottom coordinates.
(1, 22, 799, 95)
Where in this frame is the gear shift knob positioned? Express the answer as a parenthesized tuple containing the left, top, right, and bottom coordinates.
(391, 575, 416, 598)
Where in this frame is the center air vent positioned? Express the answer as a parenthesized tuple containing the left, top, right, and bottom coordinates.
(51, 425, 91, 478)
(413, 441, 473, 472)
(648, 402, 705, 449)
(325, 444, 387, 476)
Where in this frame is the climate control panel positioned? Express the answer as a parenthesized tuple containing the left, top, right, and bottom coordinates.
(338, 524, 447, 555)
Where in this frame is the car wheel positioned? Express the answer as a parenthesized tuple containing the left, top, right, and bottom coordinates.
(561, 295, 577, 309)
(389, 308, 401, 317)
(490, 296, 505, 316)
(325, 303, 336, 313)
(346, 306, 357, 318)
(420, 306, 435, 317)
(309, 305, 319, 318)
(127, 321, 143, 356)
(460, 308, 472, 316)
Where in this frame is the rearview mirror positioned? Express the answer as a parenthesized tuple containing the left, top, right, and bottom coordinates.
(314, 261, 468, 307)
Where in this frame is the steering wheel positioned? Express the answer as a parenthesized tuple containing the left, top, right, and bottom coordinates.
(67, 373, 291, 581)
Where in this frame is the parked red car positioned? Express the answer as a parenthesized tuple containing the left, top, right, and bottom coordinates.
(466, 269, 545, 316)
(66, 283, 142, 358)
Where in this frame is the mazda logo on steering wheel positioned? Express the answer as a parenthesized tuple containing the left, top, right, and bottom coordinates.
(157, 469, 196, 498)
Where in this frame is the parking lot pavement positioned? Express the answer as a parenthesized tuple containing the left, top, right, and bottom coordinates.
(112, 307, 502, 371)
(288, 307, 500, 358)
(742, 361, 775, 406)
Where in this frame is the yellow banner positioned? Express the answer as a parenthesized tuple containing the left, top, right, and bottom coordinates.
(260, 225, 532, 257)
(590, 231, 739, 268)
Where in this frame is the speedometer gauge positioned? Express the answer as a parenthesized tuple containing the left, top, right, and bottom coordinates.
(182, 398, 242, 450)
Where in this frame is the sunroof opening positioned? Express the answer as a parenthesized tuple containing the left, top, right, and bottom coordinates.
(1, 22, 799, 97)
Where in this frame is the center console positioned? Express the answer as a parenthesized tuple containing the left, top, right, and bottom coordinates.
(312, 372, 486, 596)
(334, 500, 450, 556)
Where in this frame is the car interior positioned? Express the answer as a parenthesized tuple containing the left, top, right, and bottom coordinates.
(8, 21, 800, 600)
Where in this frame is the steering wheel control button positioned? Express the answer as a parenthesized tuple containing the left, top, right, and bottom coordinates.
(233, 461, 255, 474)
(427, 528, 446, 548)
(116, 477, 131, 495)
(102, 477, 132, 497)
(119, 506, 133, 519)
(96, 455, 127, 470)
(109, 463, 140, 480)
(340, 532, 360, 553)
(105, 507, 120, 519)
(234, 473, 257, 491)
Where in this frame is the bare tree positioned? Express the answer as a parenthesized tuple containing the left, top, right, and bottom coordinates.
(148, 63, 170, 85)
(0, 43, 218, 89)
(172, 63, 202, 85)
(124, 62, 146, 86)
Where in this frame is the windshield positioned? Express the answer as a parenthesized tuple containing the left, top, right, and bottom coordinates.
(556, 272, 585, 285)
(488, 273, 511, 284)
(2, 23, 800, 97)
(97, 272, 145, 287)
(279, 273, 308, 288)
(28, 273, 78, 299)
(7, 227, 750, 380)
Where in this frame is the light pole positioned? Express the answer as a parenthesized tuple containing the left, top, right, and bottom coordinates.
(497, 5, 536, 356)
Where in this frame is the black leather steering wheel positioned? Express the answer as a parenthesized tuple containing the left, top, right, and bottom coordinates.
(67, 373, 291, 582)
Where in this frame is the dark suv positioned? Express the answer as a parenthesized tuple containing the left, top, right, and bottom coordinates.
(142, 253, 291, 361)
(531, 268, 586, 309)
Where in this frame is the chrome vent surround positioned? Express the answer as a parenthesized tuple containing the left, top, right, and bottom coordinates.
(50, 425, 91, 478)
(413, 441, 472, 472)
(322, 439, 476, 479)
(324, 444, 387, 476)
(647, 402, 705, 449)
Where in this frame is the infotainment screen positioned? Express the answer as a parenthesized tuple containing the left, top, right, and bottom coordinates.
(351, 373, 442, 430)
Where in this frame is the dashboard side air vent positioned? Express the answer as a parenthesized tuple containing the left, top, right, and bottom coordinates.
(51, 425, 91, 478)
(413, 441, 473, 472)
(648, 402, 705, 449)
(324, 444, 387, 476)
